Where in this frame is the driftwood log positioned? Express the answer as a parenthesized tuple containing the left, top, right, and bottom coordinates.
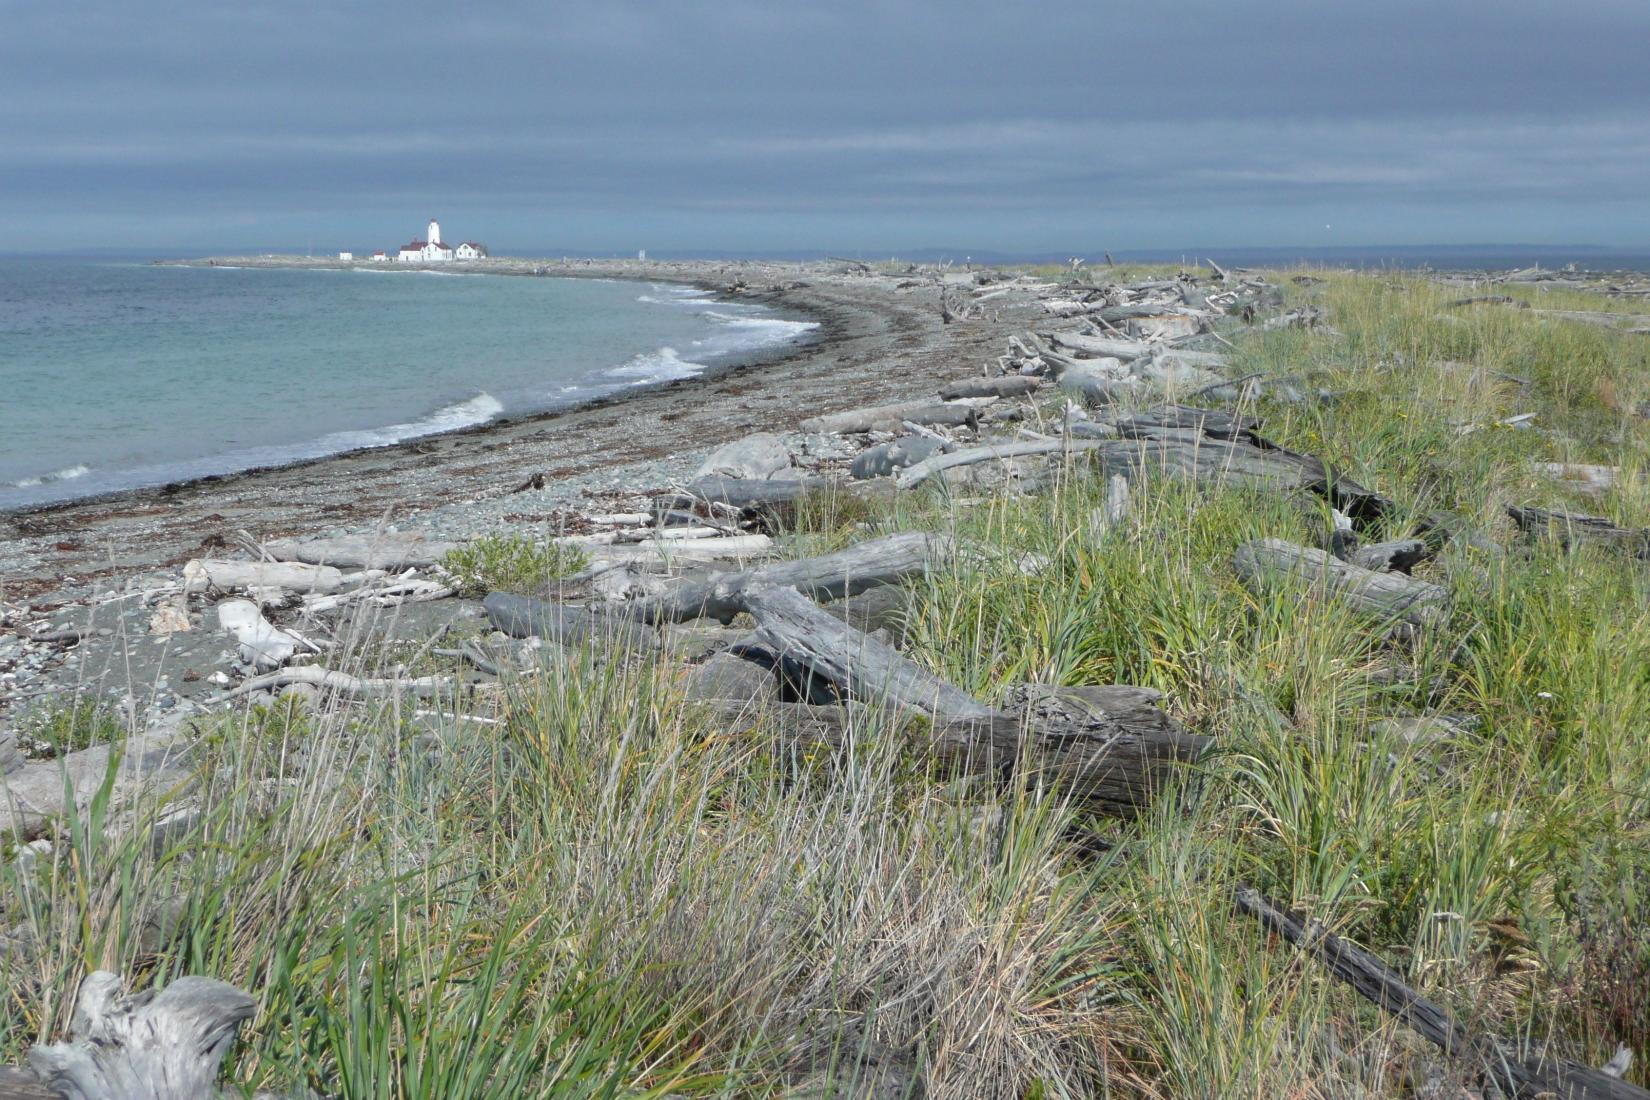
(937, 375, 1043, 401)
(24, 971, 255, 1100)
(618, 532, 950, 625)
(264, 532, 460, 570)
(1507, 505, 1650, 558)
(701, 681, 1206, 817)
(484, 592, 660, 649)
(183, 559, 344, 595)
(1234, 539, 1447, 629)
(800, 400, 980, 435)
(1235, 888, 1648, 1100)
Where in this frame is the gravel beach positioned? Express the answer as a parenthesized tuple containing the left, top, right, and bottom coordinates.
(0, 257, 1017, 603)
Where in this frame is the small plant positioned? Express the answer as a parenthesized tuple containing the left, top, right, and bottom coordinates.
(439, 532, 589, 596)
(16, 698, 124, 760)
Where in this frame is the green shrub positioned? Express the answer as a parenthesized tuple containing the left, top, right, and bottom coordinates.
(439, 532, 589, 596)
(17, 698, 124, 760)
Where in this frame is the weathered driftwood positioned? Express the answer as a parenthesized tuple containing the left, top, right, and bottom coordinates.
(183, 559, 344, 595)
(850, 435, 945, 480)
(484, 592, 660, 648)
(1539, 462, 1619, 500)
(1348, 538, 1430, 574)
(1044, 331, 1156, 361)
(1234, 539, 1446, 628)
(216, 599, 321, 670)
(263, 532, 460, 570)
(619, 532, 951, 626)
(1507, 505, 1650, 557)
(800, 400, 978, 435)
(1110, 404, 1260, 443)
(744, 584, 993, 721)
(937, 375, 1043, 401)
(698, 683, 1207, 817)
(26, 970, 255, 1100)
(898, 434, 1388, 520)
(223, 664, 453, 701)
(1235, 887, 1650, 1100)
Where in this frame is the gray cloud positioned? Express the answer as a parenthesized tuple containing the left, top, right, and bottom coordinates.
(4, 0, 1648, 253)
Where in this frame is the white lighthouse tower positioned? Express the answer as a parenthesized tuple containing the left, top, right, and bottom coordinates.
(427, 218, 442, 246)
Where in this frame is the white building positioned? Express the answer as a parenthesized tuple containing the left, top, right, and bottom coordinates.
(371, 250, 388, 262)
(397, 219, 455, 262)
(338, 251, 353, 261)
(455, 241, 488, 260)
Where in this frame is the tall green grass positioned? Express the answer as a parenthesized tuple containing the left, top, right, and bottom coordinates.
(2, 271, 1647, 1095)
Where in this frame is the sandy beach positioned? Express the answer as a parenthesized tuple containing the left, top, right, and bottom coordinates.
(0, 258, 1015, 602)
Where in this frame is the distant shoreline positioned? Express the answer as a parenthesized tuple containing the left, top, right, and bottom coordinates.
(3, 256, 825, 516)
(2, 257, 997, 599)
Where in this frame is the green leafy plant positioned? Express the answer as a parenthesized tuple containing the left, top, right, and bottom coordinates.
(17, 698, 124, 760)
(439, 532, 590, 596)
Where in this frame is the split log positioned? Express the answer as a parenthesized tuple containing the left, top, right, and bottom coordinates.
(1507, 505, 1650, 557)
(619, 531, 951, 626)
(1234, 539, 1446, 628)
(216, 599, 321, 670)
(1235, 887, 1650, 1100)
(182, 559, 344, 595)
(26, 970, 255, 1100)
(263, 532, 460, 570)
(937, 375, 1043, 400)
(743, 584, 993, 721)
(484, 592, 660, 649)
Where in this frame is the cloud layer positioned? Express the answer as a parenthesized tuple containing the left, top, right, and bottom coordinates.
(5, 1, 1647, 253)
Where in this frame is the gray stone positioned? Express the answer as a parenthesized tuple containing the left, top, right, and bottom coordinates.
(849, 435, 944, 479)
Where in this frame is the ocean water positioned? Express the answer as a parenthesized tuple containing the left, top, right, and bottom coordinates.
(0, 261, 817, 510)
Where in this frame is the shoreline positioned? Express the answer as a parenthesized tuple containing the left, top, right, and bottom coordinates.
(0, 257, 1016, 600)
(3, 259, 830, 518)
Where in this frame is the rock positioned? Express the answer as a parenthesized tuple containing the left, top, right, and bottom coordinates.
(147, 598, 192, 636)
(849, 435, 945, 479)
(694, 432, 792, 481)
(278, 682, 321, 708)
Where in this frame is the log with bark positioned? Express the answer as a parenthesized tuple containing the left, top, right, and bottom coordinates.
(1235, 887, 1649, 1100)
(1234, 539, 1446, 628)
(23, 970, 255, 1100)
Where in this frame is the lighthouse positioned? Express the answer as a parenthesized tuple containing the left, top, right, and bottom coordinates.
(427, 218, 442, 246)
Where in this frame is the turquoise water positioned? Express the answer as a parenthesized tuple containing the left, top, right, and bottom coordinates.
(0, 261, 816, 509)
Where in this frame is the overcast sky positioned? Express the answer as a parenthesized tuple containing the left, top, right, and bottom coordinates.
(5, 0, 1647, 255)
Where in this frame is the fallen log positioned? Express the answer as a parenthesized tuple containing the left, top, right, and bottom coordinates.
(1348, 538, 1430, 574)
(484, 592, 660, 649)
(25, 970, 255, 1100)
(1045, 331, 1155, 361)
(223, 664, 453, 701)
(1506, 505, 1650, 557)
(619, 531, 951, 625)
(744, 584, 993, 721)
(1234, 539, 1446, 628)
(697, 681, 1207, 817)
(182, 559, 344, 595)
(800, 400, 979, 435)
(1235, 887, 1649, 1100)
(263, 532, 461, 570)
(1110, 404, 1260, 443)
(937, 375, 1044, 400)
(1, 717, 193, 840)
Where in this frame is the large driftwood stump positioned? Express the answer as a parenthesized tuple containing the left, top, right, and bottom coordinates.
(26, 971, 255, 1100)
(1507, 505, 1650, 558)
(1233, 539, 1446, 629)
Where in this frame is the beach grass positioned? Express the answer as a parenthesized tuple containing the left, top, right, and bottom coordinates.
(2, 270, 1648, 1097)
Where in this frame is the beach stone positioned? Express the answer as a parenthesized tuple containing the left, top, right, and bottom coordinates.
(694, 432, 791, 481)
(849, 435, 944, 480)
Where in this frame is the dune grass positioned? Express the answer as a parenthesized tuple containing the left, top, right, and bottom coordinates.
(2, 271, 1647, 1097)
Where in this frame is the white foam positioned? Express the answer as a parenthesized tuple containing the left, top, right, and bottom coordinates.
(329, 391, 505, 447)
(10, 464, 90, 489)
(604, 347, 707, 382)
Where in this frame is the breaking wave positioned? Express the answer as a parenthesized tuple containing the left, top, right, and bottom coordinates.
(603, 347, 707, 383)
(10, 464, 90, 489)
